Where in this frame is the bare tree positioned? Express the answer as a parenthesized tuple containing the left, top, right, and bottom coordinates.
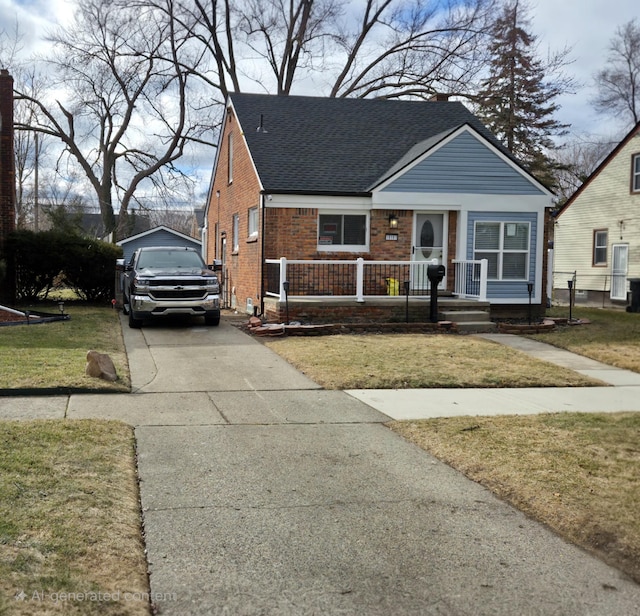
(156, 0, 495, 100)
(549, 135, 617, 205)
(14, 0, 218, 239)
(593, 18, 640, 127)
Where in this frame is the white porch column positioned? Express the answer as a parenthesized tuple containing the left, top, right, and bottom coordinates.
(356, 257, 365, 303)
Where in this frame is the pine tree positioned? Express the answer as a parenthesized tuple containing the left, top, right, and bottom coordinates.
(474, 0, 570, 188)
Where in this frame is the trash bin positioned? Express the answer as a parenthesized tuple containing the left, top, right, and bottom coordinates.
(627, 279, 640, 312)
(386, 278, 399, 296)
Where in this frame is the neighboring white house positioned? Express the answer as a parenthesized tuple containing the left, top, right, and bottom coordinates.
(553, 122, 640, 307)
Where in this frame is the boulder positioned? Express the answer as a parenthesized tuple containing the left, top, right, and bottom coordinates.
(85, 350, 118, 382)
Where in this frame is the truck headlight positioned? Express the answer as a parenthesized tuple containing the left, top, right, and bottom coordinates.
(206, 278, 220, 294)
(133, 277, 151, 294)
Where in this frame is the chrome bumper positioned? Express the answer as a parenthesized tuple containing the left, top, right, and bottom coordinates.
(131, 294, 220, 316)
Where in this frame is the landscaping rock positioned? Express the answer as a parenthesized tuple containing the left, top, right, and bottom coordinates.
(85, 350, 118, 382)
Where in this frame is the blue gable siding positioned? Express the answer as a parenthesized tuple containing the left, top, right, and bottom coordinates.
(382, 132, 544, 195)
(120, 229, 200, 263)
(466, 212, 537, 300)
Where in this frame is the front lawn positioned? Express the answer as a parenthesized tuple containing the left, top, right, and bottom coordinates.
(390, 412, 640, 583)
(528, 306, 640, 373)
(0, 305, 129, 392)
(263, 333, 601, 389)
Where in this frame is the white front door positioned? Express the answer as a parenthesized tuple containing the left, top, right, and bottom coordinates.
(412, 213, 446, 290)
(611, 244, 628, 300)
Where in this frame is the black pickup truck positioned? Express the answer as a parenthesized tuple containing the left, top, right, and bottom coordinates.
(122, 246, 221, 328)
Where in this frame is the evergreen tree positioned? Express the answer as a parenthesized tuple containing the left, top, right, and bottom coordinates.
(474, 0, 571, 188)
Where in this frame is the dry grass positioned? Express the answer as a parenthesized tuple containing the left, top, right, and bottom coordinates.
(0, 305, 129, 392)
(529, 307, 640, 373)
(0, 420, 150, 615)
(389, 412, 640, 583)
(264, 334, 601, 389)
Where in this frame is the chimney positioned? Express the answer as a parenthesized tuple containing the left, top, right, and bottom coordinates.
(0, 69, 16, 304)
(429, 93, 450, 102)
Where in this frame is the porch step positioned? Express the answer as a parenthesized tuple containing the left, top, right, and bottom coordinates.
(453, 321, 497, 333)
(440, 309, 496, 333)
(440, 310, 491, 323)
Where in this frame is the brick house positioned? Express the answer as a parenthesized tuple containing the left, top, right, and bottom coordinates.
(204, 93, 553, 323)
(0, 69, 16, 304)
(553, 122, 640, 308)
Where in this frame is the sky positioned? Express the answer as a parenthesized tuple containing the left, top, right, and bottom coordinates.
(1, 0, 638, 158)
(530, 0, 638, 140)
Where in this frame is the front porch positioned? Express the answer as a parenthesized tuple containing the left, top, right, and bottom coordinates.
(261, 257, 502, 330)
(262, 295, 496, 332)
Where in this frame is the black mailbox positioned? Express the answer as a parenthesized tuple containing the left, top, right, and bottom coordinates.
(427, 263, 446, 284)
(427, 263, 445, 323)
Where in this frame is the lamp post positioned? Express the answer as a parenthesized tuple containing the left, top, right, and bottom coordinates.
(527, 282, 533, 325)
(567, 279, 574, 322)
(404, 280, 410, 323)
(282, 280, 290, 325)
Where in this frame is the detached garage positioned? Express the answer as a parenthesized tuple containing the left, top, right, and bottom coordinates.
(117, 226, 202, 263)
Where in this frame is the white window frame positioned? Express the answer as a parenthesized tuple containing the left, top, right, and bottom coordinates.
(232, 213, 239, 252)
(593, 229, 607, 266)
(248, 207, 259, 237)
(473, 221, 530, 281)
(632, 153, 640, 193)
(317, 211, 370, 252)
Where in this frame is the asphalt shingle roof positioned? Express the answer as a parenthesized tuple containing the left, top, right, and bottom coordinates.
(229, 93, 506, 195)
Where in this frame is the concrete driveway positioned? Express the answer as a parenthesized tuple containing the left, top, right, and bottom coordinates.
(79, 314, 638, 616)
(3, 314, 638, 614)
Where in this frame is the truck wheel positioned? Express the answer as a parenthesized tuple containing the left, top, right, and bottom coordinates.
(205, 314, 220, 326)
(128, 310, 143, 329)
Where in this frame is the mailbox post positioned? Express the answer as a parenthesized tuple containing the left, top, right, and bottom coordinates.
(427, 263, 446, 323)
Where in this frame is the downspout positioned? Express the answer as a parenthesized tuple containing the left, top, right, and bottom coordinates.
(259, 193, 266, 317)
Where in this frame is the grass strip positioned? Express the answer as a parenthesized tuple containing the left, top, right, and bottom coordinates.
(0, 419, 150, 615)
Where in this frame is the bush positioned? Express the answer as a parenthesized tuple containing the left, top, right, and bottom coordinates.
(64, 238, 123, 302)
(5, 230, 123, 302)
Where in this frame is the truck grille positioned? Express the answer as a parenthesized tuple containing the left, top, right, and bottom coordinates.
(150, 289, 208, 300)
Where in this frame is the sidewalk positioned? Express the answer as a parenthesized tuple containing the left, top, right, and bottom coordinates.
(1, 318, 640, 614)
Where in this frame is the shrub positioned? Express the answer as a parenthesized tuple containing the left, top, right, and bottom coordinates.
(63, 238, 123, 302)
(5, 230, 122, 302)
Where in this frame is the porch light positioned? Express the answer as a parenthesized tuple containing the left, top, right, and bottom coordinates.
(389, 214, 399, 229)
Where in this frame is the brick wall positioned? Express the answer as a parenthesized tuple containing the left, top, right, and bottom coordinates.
(0, 69, 16, 304)
(206, 106, 263, 313)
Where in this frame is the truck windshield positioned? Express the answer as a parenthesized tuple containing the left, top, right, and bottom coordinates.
(137, 250, 204, 269)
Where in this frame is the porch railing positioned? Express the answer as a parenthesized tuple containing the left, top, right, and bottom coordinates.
(452, 259, 488, 301)
(265, 257, 487, 302)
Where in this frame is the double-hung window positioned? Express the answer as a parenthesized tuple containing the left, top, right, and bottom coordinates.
(248, 207, 258, 238)
(474, 221, 530, 280)
(593, 230, 607, 266)
(632, 153, 640, 192)
(317, 212, 368, 252)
